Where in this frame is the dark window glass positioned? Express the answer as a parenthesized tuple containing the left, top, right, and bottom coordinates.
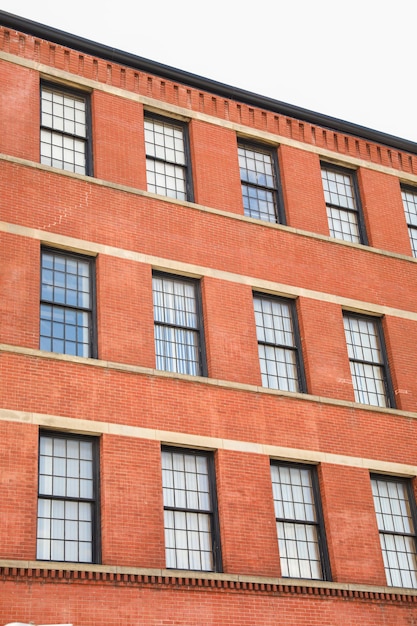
(238, 142, 283, 223)
(161, 447, 221, 572)
(343, 313, 394, 408)
(152, 273, 204, 376)
(254, 294, 305, 392)
(270, 462, 330, 580)
(321, 164, 366, 244)
(40, 249, 95, 358)
(401, 186, 417, 257)
(371, 475, 417, 588)
(37, 432, 100, 563)
(144, 115, 192, 201)
(41, 84, 91, 175)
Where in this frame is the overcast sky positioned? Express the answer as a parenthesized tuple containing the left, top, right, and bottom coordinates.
(2, 0, 416, 143)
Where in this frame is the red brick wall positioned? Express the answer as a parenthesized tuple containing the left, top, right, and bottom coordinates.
(279, 145, 329, 235)
(190, 120, 243, 213)
(0, 59, 39, 161)
(216, 450, 279, 577)
(100, 435, 165, 567)
(0, 232, 39, 349)
(202, 279, 261, 385)
(92, 91, 147, 189)
(2, 19, 417, 625)
(297, 298, 354, 401)
(96, 256, 155, 367)
(319, 465, 386, 586)
(358, 167, 412, 255)
(0, 422, 38, 559)
(1, 578, 417, 625)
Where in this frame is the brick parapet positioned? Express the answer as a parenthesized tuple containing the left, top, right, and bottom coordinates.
(1, 25, 417, 176)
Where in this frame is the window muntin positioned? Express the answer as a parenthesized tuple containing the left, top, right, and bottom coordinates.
(343, 314, 393, 408)
(161, 448, 221, 572)
(321, 164, 365, 244)
(401, 186, 417, 257)
(371, 475, 417, 588)
(152, 273, 204, 376)
(238, 142, 283, 223)
(270, 463, 329, 580)
(40, 249, 95, 358)
(254, 294, 305, 392)
(37, 432, 99, 563)
(144, 115, 192, 201)
(41, 84, 90, 175)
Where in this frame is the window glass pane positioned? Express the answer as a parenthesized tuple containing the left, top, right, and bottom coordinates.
(41, 86, 88, 175)
(239, 144, 278, 222)
(153, 275, 202, 376)
(40, 250, 93, 357)
(372, 477, 417, 589)
(145, 117, 188, 200)
(344, 315, 390, 407)
(271, 464, 325, 580)
(162, 449, 215, 571)
(254, 295, 301, 392)
(321, 166, 361, 243)
(37, 434, 96, 563)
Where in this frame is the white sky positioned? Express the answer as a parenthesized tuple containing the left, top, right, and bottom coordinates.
(1, 0, 417, 143)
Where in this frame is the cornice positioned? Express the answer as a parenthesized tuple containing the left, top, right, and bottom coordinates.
(0, 10, 417, 155)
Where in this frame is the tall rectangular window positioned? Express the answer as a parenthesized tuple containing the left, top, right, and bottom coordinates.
(161, 447, 221, 572)
(152, 273, 205, 376)
(401, 186, 417, 257)
(371, 475, 417, 588)
(37, 432, 100, 563)
(238, 142, 284, 223)
(40, 248, 96, 358)
(321, 164, 366, 244)
(254, 294, 305, 392)
(40, 83, 91, 175)
(343, 313, 394, 408)
(270, 462, 330, 580)
(144, 114, 192, 201)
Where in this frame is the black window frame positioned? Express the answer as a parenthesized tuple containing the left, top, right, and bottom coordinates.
(152, 271, 206, 377)
(144, 111, 194, 202)
(253, 292, 306, 393)
(270, 460, 331, 581)
(161, 446, 222, 573)
(343, 312, 395, 408)
(371, 473, 417, 589)
(40, 247, 97, 359)
(321, 162, 367, 245)
(238, 139, 285, 224)
(40, 81, 93, 176)
(401, 184, 417, 258)
(37, 430, 101, 564)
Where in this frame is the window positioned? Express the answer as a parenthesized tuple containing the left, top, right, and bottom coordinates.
(270, 462, 330, 580)
(40, 83, 91, 175)
(238, 141, 284, 223)
(144, 114, 193, 201)
(161, 447, 221, 572)
(40, 248, 96, 358)
(37, 432, 100, 563)
(343, 313, 394, 408)
(371, 475, 417, 588)
(401, 186, 417, 257)
(152, 273, 205, 376)
(321, 164, 366, 244)
(253, 294, 305, 392)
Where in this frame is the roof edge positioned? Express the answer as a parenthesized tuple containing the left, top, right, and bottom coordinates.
(1, 10, 417, 156)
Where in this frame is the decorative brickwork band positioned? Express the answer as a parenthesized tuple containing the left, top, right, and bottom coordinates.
(1, 566, 417, 603)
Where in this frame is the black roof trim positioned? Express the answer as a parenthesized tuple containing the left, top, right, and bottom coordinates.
(1, 10, 416, 156)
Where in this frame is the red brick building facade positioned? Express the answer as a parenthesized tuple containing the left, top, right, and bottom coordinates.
(1, 11, 417, 625)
